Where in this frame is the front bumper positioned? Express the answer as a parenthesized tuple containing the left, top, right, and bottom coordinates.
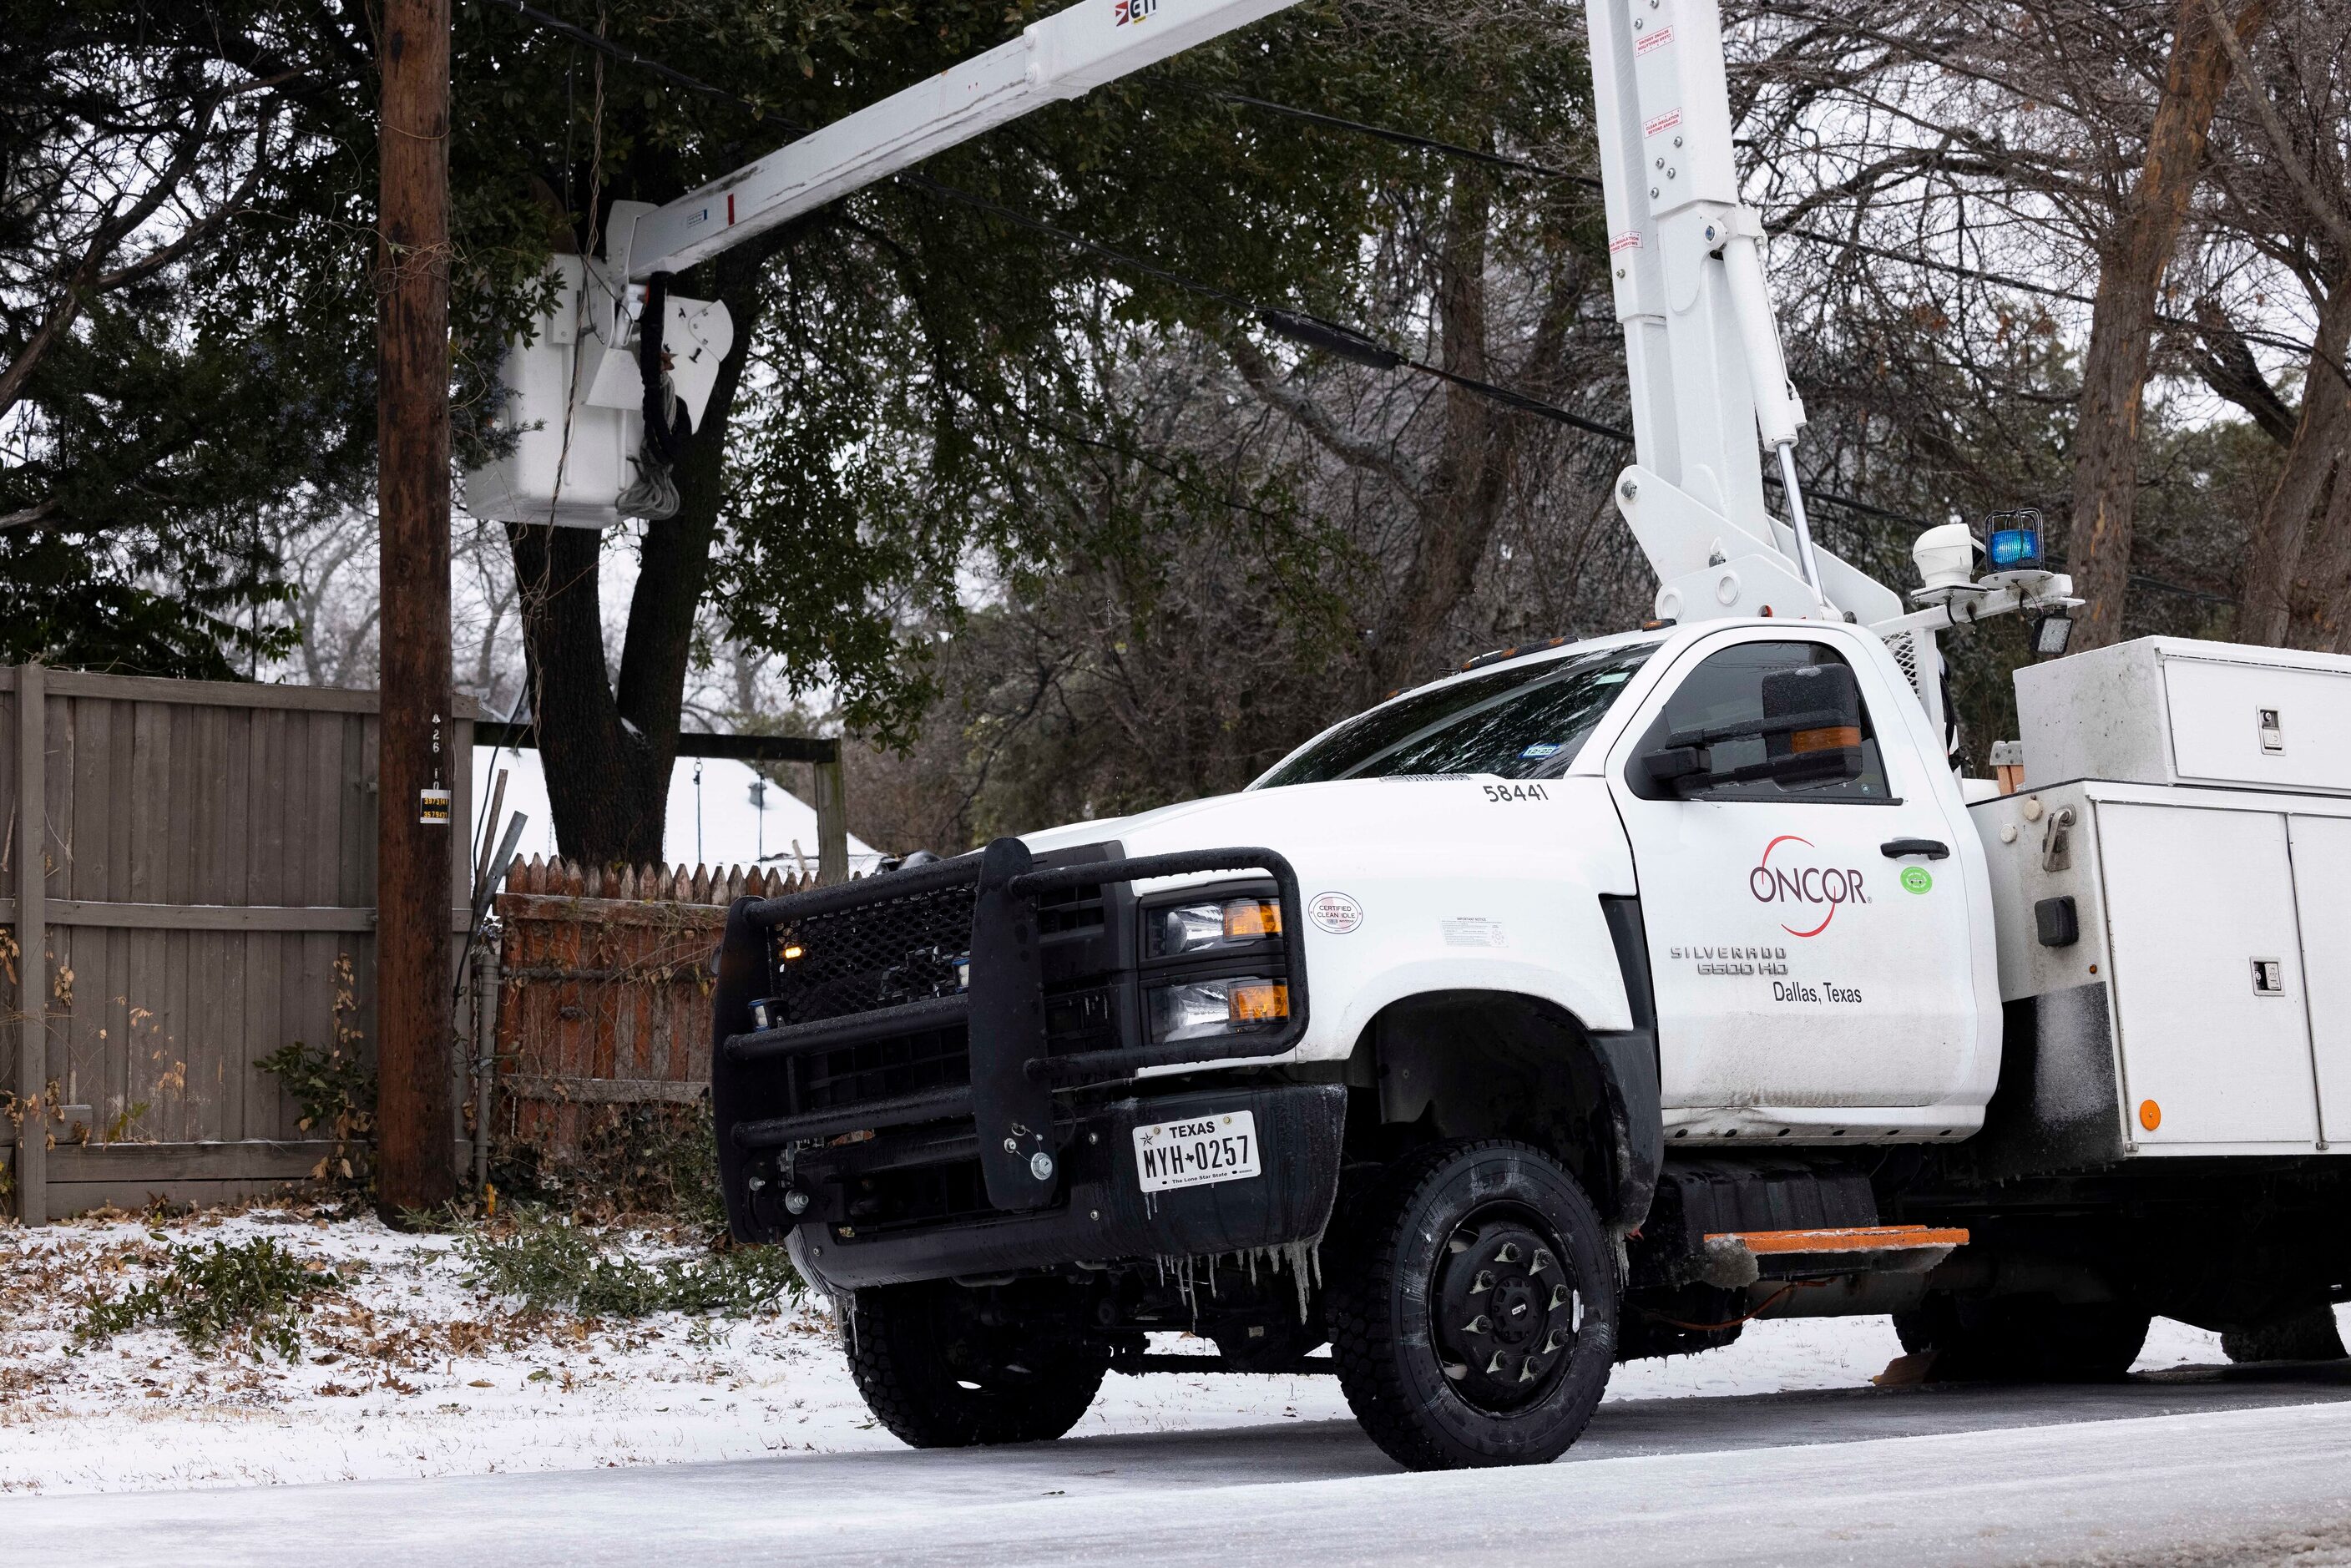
(707, 837, 1328, 1291)
(785, 1082, 1346, 1291)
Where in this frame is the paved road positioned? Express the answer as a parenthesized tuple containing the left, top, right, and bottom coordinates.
(17, 1362, 2351, 1566)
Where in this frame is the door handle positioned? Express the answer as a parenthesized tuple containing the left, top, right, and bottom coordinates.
(1881, 837, 1949, 860)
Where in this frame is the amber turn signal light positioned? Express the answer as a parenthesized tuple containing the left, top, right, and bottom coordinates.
(1228, 981, 1289, 1024)
(1791, 725, 1863, 754)
(1222, 900, 1282, 940)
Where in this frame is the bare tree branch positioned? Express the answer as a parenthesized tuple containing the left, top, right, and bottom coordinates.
(1225, 335, 1428, 501)
(2202, 0, 2351, 263)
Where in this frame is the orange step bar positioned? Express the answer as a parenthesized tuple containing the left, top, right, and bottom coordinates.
(1700, 1223, 1969, 1282)
(1707, 1224, 1970, 1255)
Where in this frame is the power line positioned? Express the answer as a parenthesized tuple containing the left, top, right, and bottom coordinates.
(1212, 92, 1600, 188)
(480, 0, 2324, 372)
(1211, 92, 2329, 367)
(476, 4, 2237, 606)
(475, 0, 797, 126)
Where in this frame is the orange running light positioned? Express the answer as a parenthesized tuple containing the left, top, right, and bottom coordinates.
(1223, 900, 1282, 939)
(1229, 982, 1289, 1024)
(2139, 1100, 2161, 1131)
(1791, 726, 1863, 754)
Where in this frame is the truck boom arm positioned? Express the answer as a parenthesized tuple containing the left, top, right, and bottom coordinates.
(498, 0, 2069, 712)
(624, 0, 1302, 281)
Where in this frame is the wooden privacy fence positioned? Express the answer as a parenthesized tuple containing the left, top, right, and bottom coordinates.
(489, 857, 846, 1166)
(1, 665, 478, 1220)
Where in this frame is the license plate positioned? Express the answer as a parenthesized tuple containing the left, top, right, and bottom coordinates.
(1131, 1110, 1261, 1193)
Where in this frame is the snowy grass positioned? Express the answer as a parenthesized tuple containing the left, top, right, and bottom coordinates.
(0, 1203, 2317, 1496)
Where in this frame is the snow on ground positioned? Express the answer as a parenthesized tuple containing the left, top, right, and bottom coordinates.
(0, 1204, 2317, 1497)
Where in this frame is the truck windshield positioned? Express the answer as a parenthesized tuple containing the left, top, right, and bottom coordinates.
(1254, 642, 1659, 788)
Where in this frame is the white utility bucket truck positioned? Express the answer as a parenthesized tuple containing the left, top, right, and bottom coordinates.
(477, 0, 2351, 1471)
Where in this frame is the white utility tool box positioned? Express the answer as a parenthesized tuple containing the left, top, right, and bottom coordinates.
(1975, 635, 2351, 1161)
(2015, 636, 2351, 793)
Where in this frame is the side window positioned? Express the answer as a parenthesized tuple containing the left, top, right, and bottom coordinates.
(1628, 640, 1893, 802)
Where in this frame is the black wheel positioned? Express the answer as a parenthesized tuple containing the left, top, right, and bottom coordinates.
(1326, 1139, 1618, 1470)
(2222, 1305, 2348, 1364)
(1893, 1293, 2148, 1382)
(843, 1280, 1105, 1448)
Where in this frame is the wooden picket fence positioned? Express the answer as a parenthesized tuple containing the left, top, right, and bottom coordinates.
(489, 856, 857, 1173)
(498, 855, 819, 903)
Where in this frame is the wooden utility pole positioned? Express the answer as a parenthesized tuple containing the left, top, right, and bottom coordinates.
(375, 0, 458, 1216)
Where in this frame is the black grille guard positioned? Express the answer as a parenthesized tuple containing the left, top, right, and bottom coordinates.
(711, 837, 1308, 1213)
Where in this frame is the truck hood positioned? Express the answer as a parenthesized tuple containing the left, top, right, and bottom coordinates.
(1023, 774, 1643, 1054)
(1020, 775, 1635, 899)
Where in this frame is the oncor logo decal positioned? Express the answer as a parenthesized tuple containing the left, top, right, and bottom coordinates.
(1114, 0, 1160, 24)
(1748, 835, 1868, 938)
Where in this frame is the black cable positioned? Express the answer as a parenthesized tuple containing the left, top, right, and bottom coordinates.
(1213, 92, 1601, 189)
(474, 0, 796, 127)
(1210, 92, 2332, 368)
(478, 4, 2237, 606)
(902, 171, 1638, 444)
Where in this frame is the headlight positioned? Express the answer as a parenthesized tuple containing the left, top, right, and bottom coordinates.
(1148, 977, 1290, 1044)
(1144, 896, 1282, 959)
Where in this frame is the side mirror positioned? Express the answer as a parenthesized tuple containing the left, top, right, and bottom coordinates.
(1639, 661, 1867, 795)
(1759, 664, 1866, 787)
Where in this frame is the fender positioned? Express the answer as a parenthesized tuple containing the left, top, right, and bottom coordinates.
(1593, 893, 1663, 1229)
(1367, 897, 1661, 1232)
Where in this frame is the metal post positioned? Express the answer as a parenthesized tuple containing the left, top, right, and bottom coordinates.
(1774, 442, 1828, 604)
(375, 0, 458, 1216)
(472, 934, 500, 1194)
(813, 751, 849, 885)
(14, 663, 44, 1225)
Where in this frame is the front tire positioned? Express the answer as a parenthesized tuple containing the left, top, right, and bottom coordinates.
(843, 1280, 1105, 1448)
(1327, 1139, 1619, 1470)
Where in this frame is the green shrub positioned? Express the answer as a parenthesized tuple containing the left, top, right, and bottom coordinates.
(458, 1206, 799, 1319)
(78, 1238, 342, 1359)
(255, 955, 375, 1191)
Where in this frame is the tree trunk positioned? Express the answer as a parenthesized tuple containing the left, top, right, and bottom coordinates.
(2067, 0, 2273, 650)
(510, 230, 785, 865)
(1368, 177, 1516, 695)
(2293, 463, 2351, 652)
(2237, 276, 2351, 645)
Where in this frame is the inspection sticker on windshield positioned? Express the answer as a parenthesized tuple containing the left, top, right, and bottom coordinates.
(1133, 1110, 1260, 1193)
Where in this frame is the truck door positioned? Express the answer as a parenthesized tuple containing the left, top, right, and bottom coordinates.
(1605, 630, 1979, 1110)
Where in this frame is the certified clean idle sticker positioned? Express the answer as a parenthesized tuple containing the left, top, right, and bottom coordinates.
(1309, 892, 1363, 934)
(1900, 866, 1934, 894)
